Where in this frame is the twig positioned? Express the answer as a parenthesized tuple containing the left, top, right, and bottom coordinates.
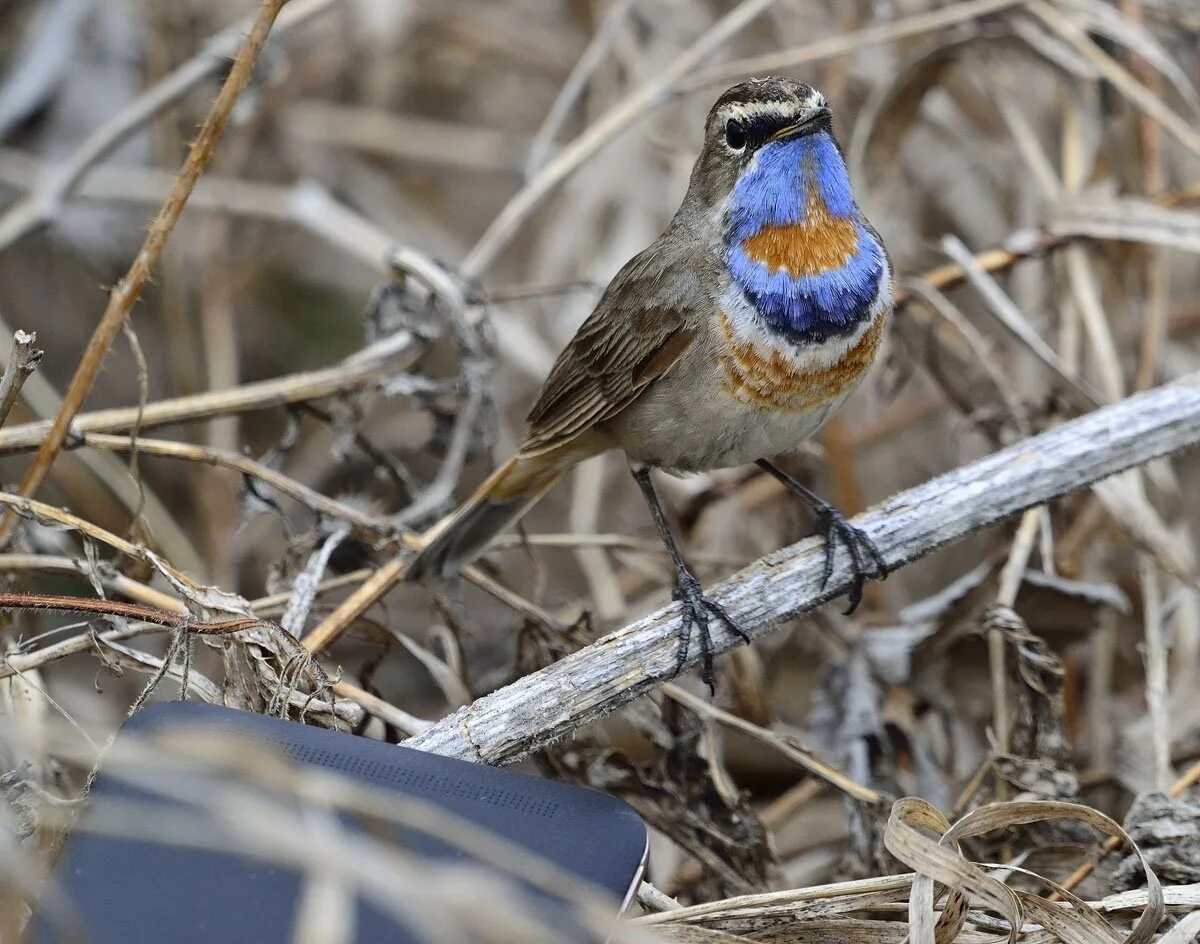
(75, 433, 388, 534)
(460, 0, 778, 278)
(0, 591, 261, 635)
(0, 0, 292, 544)
(636, 873, 915, 928)
(663, 684, 883, 806)
(63, 432, 559, 639)
(1027, 0, 1200, 161)
(406, 375, 1200, 763)
(392, 371, 486, 527)
(1053, 757, 1200, 899)
(0, 333, 421, 455)
(941, 235, 1104, 410)
(0, 330, 41, 429)
(0, 592, 415, 733)
(301, 557, 413, 655)
(988, 507, 1044, 796)
(329, 680, 431, 737)
(0, 0, 337, 252)
(0, 488, 182, 579)
(0, 553, 183, 612)
(636, 882, 683, 914)
(524, 0, 637, 177)
(683, 0, 1025, 89)
(0, 310, 203, 575)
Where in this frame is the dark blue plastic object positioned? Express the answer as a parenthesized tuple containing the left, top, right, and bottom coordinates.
(34, 701, 647, 943)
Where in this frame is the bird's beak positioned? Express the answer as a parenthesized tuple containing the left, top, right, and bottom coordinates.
(770, 106, 833, 141)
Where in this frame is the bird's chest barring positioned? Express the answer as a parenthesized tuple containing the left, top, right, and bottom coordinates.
(715, 310, 885, 413)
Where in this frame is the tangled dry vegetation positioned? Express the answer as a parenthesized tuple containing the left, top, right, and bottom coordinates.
(0, 0, 1199, 940)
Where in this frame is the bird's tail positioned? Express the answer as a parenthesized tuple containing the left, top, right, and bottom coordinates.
(409, 451, 571, 578)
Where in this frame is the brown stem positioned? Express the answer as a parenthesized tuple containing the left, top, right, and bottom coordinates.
(0, 591, 261, 635)
(0, 0, 290, 544)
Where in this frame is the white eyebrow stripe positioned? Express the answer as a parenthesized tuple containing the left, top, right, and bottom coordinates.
(721, 102, 798, 125)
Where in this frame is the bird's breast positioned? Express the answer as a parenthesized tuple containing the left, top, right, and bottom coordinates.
(715, 304, 886, 413)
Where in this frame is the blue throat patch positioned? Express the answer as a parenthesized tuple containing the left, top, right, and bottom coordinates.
(725, 132, 884, 343)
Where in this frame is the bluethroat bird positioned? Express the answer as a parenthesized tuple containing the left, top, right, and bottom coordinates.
(412, 77, 891, 692)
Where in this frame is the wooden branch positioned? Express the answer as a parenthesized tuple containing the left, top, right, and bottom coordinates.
(0, 0, 290, 543)
(0, 330, 41, 428)
(407, 375, 1200, 763)
(0, 331, 420, 455)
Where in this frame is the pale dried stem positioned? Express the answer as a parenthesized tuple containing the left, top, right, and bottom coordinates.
(0, 0, 292, 543)
(65, 433, 561, 637)
(941, 235, 1103, 410)
(990, 507, 1044, 787)
(524, 0, 637, 177)
(684, 0, 1026, 89)
(0, 330, 42, 429)
(1028, 0, 1200, 161)
(460, 0, 778, 279)
(664, 683, 882, 805)
(0, 333, 420, 455)
(0, 0, 337, 253)
(1138, 553, 1173, 792)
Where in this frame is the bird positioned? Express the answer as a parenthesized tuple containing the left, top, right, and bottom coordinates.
(411, 77, 892, 693)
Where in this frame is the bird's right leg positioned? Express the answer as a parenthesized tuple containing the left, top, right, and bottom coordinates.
(631, 466, 749, 694)
(755, 458, 887, 614)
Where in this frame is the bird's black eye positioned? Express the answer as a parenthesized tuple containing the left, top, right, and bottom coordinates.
(725, 118, 747, 151)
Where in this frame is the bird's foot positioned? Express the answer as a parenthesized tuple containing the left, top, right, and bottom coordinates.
(813, 506, 888, 615)
(670, 572, 749, 696)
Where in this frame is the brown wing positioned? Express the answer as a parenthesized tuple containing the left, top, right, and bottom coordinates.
(520, 239, 707, 457)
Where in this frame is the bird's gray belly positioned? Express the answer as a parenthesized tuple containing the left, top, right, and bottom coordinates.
(604, 367, 846, 473)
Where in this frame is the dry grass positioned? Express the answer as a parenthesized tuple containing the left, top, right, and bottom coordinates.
(0, 0, 1199, 940)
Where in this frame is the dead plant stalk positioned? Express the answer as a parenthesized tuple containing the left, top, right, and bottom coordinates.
(0, 0, 291, 544)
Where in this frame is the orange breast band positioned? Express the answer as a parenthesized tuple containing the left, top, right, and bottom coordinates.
(740, 194, 859, 276)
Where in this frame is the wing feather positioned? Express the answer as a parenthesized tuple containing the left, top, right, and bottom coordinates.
(521, 239, 706, 456)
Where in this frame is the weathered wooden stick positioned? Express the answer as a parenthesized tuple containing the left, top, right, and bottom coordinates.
(408, 374, 1200, 763)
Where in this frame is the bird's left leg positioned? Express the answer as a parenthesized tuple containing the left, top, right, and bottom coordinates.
(755, 459, 887, 614)
(631, 466, 749, 694)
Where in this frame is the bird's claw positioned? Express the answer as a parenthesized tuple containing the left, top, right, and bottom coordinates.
(815, 508, 888, 615)
(669, 573, 749, 695)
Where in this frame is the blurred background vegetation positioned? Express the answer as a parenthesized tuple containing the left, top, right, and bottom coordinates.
(1, 0, 1200, 938)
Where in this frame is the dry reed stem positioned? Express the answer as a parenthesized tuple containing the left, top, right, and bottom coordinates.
(0, 0, 291, 544)
(0, 0, 337, 252)
(77, 433, 388, 533)
(989, 508, 1044, 782)
(0, 488, 192, 587)
(66, 436, 561, 637)
(460, 0, 778, 278)
(687, 0, 1025, 88)
(0, 553, 182, 611)
(0, 334, 421, 454)
(663, 683, 883, 805)
(1027, 0, 1200, 161)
